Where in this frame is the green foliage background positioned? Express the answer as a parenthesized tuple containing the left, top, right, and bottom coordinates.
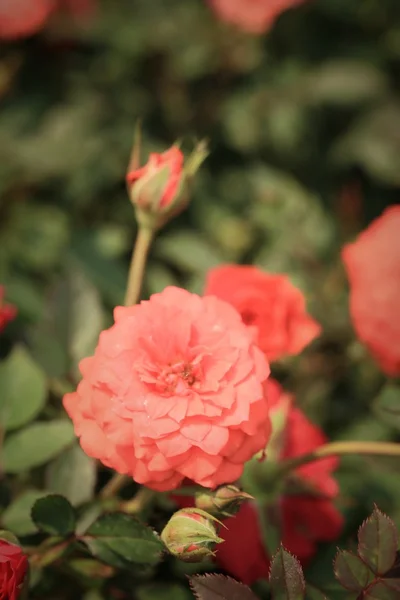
(0, 1, 399, 598)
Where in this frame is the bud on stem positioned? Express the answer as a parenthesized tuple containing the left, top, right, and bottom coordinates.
(161, 508, 223, 563)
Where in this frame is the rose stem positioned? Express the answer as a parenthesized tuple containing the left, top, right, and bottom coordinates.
(279, 440, 400, 474)
(100, 226, 155, 500)
(124, 226, 154, 306)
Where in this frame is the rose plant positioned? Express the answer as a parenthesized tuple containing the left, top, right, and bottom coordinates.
(0, 133, 400, 600)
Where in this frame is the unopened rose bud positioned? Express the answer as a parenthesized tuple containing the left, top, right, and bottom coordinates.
(126, 131, 208, 231)
(195, 485, 253, 518)
(161, 508, 223, 563)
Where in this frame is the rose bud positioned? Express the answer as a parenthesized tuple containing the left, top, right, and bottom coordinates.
(126, 131, 208, 231)
(195, 485, 253, 518)
(0, 537, 29, 600)
(161, 508, 223, 563)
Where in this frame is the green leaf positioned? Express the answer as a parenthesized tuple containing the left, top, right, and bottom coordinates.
(31, 494, 76, 536)
(83, 538, 130, 569)
(0, 346, 47, 431)
(373, 385, 400, 432)
(1, 490, 47, 536)
(46, 265, 104, 378)
(2, 420, 75, 473)
(154, 231, 224, 273)
(83, 513, 163, 566)
(68, 558, 114, 579)
(0, 530, 20, 545)
(45, 443, 96, 506)
(137, 583, 192, 600)
(334, 550, 373, 592)
(269, 546, 306, 600)
(190, 575, 258, 600)
(358, 506, 398, 575)
(363, 580, 399, 600)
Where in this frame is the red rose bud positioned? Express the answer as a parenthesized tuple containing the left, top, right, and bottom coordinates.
(161, 508, 223, 563)
(0, 538, 29, 600)
(126, 132, 208, 231)
(195, 485, 253, 518)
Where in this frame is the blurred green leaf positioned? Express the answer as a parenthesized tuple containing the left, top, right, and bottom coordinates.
(334, 550, 373, 592)
(373, 385, 400, 432)
(358, 507, 398, 575)
(31, 494, 76, 536)
(1, 490, 47, 536)
(0, 345, 47, 431)
(137, 583, 192, 600)
(269, 547, 306, 600)
(2, 420, 75, 473)
(190, 575, 258, 600)
(154, 231, 224, 273)
(0, 530, 20, 545)
(68, 558, 114, 580)
(306, 61, 387, 106)
(45, 443, 96, 506)
(363, 580, 399, 600)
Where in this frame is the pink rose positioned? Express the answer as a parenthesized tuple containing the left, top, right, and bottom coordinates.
(0, 540, 28, 600)
(342, 205, 400, 376)
(208, 0, 307, 35)
(205, 265, 321, 362)
(64, 286, 271, 491)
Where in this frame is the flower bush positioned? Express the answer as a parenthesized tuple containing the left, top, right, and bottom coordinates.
(0, 1, 399, 600)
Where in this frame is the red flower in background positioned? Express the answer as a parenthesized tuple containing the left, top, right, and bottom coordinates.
(208, 0, 307, 34)
(215, 380, 342, 584)
(0, 286, 16, 332)
(342, 205, 400, 377)
(174, 380, 343, 584)
(0, 0, 94, 40)
(64, 286, 271, 491)
(0, 540, 28, 600)
(205, 265, 321, 362)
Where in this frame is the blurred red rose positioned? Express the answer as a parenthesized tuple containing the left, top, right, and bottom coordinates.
(0, 286, 17, 332)
(0, 540, 28, 600)
(208, 0, 306, 34)
(342, 205, 400, 376)
(0, 0, 94, 40)
(205, 265, 321, 362)
(174, 379, 343, 584)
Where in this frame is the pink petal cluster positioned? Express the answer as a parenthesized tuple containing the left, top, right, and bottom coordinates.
(205, 265, 321, 362)
(64, 287, 271, 491)
(342, 205, 400, 376)
(208, 0, 307, 35)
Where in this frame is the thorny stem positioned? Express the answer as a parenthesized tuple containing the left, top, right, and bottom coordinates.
(280, 441, 400, 474)
(100, 227, 155, 500)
